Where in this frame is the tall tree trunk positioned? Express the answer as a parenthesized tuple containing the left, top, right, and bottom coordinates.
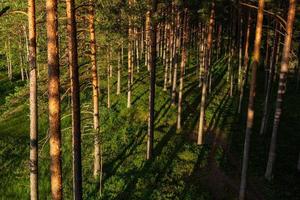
(127, 0, 133, 108)
(89, 0, 101, 189)
(239, 0, 265, 199)
(117, 49, 121, 95)
(107, 51, 111, 109)
(46, 0, 63, 199)
(145, 11, 150, 71)
(259, 22, 279, 135)
(238, 13, 251, 114)
(28, 0, 38, 199)
(146, 0, 157, 160)
(66, 0, 82, 198)
(177, 8, 188, 130)
(171, 9, 180, 105)
(197, 0, 215, 144)
(265, 0, 296, 180)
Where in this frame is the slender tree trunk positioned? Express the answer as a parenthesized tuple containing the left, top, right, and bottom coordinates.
(19, 37, 25, 81)
(89, 0, 101, 187)
(171, 10, 180, 105)
(46, 0, 62, 199)
(146, 0, 157, 160)
(265, 0, 296, 180)
(28, 0, 38, 199)
(239, 0, 265, 199)
(197, 1, 215, 144)
(66, 0, 82, 198)
(177, 8, 188, 130)
(260, 22, 279, 135)
(238, 13, 251, 114)
(127, 0, 133, 108)
(107, 52, 111, 109)
(145, 11, 150, 70)
(117, 49, 121, 95)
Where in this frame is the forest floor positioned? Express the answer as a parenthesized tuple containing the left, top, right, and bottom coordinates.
(0, 57, 299, 199)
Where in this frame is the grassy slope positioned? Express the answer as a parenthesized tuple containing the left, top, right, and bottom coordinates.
(0, 56, 299, 199)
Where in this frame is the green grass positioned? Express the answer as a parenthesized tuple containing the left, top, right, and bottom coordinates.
(0, 56, 299, 199)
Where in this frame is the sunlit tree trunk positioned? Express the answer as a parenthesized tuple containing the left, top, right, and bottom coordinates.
(66, 0, 82, 198)
(265, 0, 296, 180)
(28, 0, 38, 199)
(89, 0, 101, 187)
(239, 0, 265, 199)
(46, 0, 63, 199)
(145, 11, 150, 71)
(146, 0, 157, 160)
(171, 9, 180, 105)
(127, 0, 133, 108)
(117, 49, 121, 95)
(177, 8, 188, 130)
(197, 0, 215, 144)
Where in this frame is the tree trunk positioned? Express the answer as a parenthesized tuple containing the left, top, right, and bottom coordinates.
(107, 51, 111, 109)
(197, 1, 215, 144)
(265, 0, 296, 180)
(171, 9, 180, 105)
(127, 0, 133, 108)
(238, 13, 251, 114)
(28, 0, 38, 199)
(89, 0, 101, 187)
(239, 0, 265, 199)
(46, 0, 63, 199)
(66, 0, 82, 198)
(259, 22, 279, 135)
(146, 0, 157, 160)
(117, 49, 121, 95)
(177, 8, 188, 130)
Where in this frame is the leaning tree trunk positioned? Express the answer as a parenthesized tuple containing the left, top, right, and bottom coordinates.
(265, 0, 296, 180)
(66, 0, 82, 199)
(28, 0, 38, 199)
(239, 0, 265, 199)
(89, 1, 101, 190)
(46, 0, 63, 199)
(146, 0, 157, 160)
(197, 0, 215, 145)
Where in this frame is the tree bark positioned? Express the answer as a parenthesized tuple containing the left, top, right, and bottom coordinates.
(89, 0, 101, 186)
(177, 8, 189, 130)
(46, 0, 63, 199)
(239, 0, 265, 199)
(28, 0, 38, 199)
(238, 13, 251, 114)
(171, 9, 180, 105)
(117, 49, 121, 95)
(265, 0, 296, 180)
(146, 0, 157, 160)
(197, 0, 215, 144)
(259, 22, 279, 135)
(127, 0, 133, 108)
(66, 0, 82, 198)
